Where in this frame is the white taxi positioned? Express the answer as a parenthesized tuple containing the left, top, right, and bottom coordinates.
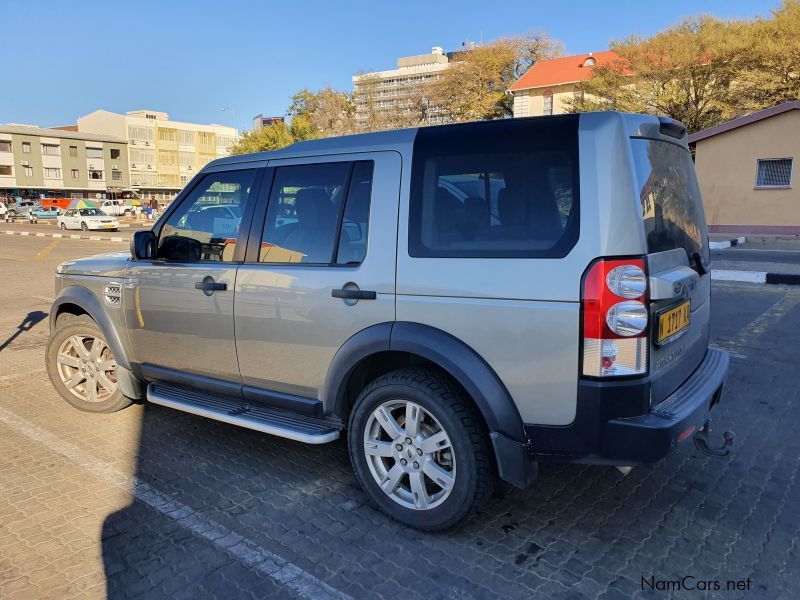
(57, 208, 120, 232)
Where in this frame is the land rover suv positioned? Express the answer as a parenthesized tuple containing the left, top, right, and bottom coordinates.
(46, 113, 729, 530)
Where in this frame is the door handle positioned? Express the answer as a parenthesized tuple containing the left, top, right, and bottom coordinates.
(332, 288, 376, 300)
(195, 280, 227, 292)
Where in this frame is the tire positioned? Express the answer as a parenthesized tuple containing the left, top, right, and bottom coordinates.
(80, 222, 88, 231)
(60, 222, 67, 230)
(348, 368, 496, 531)
(45, 315, 132, 413)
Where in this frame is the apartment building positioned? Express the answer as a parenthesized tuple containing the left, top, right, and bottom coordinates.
(352, 47, 451, 126)
(509, 51, 623, 117)
(0, 124, 130, 201)
(77, 110, 238, 200)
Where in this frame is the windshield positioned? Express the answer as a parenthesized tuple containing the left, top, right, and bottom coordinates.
(79, 208, 104, 216)
(631, 139, 709, 268)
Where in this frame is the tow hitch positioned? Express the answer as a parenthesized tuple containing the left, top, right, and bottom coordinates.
(693, 420, 734, 458)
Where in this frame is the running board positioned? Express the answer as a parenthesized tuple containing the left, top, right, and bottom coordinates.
(147, 384, 341, 444)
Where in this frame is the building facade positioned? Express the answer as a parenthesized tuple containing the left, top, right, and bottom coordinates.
(689, 101, 799, 234)
(77, 110, 237, 201)
(509, 51, 621, 118)
(0, 124, 130, 201)
(352, 47, 450, 127)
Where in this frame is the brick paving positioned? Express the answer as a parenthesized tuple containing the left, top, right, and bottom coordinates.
(1, 235, 799, 599)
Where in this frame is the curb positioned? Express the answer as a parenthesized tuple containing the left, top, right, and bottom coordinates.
(709, 236, 746, 250)
(3, 230, 128, 243)
(711, 269, 800, 285)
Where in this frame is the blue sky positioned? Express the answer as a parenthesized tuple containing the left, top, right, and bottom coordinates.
(1, 0, 780, 132)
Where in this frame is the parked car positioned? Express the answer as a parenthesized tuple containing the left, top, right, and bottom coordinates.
(30, 206, 63, 220)
(5, 200, 40, 221)
(45, 113, 730, 530)
(57, 208, 120, 231)
(100, 200, 133, 217)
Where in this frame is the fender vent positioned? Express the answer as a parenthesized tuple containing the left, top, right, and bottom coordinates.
(104, 283, 122, 307)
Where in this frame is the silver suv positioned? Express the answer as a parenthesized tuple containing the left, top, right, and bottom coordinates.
(46, 113, 729, 530)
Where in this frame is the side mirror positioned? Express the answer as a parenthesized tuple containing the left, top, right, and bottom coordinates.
(130, 230, 156, 260)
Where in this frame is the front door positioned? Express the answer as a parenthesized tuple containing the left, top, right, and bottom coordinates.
(125, 165, 263, 386)
(234, 152, 400, 400)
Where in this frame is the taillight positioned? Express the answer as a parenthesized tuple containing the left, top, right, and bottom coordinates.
(581, 258, 648, 377)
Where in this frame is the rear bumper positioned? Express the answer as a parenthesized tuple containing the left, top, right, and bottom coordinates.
(525, 347, 729, 465)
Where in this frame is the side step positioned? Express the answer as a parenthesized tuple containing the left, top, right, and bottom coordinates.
(147, 384, 342, 444)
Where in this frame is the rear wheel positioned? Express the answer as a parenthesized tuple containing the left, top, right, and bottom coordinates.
(46, 315, 132, 413)
(348, 368, 496, 531)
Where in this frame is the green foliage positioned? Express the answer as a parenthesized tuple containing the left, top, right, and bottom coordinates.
(228, 122, 294, 155)
(566, 1, 800, 132)
(288, 87, 357, 137)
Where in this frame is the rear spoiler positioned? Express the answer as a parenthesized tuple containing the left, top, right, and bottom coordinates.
(658, 117, 687, 140)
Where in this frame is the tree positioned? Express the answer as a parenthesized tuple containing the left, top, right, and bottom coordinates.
(433, 32, 565, 122)
(288, 87, 357, 137)
(736, 0, 800, 111)
(227, 122, 294, 155)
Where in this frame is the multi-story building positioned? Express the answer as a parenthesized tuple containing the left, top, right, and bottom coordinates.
(76, 110, 238, 201)
(352, 47, 451, 127)
(0, 124, 130, 201)
(509, 51, 622, 118)
(252, 115, 285, 130)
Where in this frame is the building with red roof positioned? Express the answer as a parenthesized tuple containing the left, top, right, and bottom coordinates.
(509, 50, 622, 117)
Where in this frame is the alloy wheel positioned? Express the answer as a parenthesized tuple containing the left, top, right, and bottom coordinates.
(363, 399, 456, 510)
(55, 335, 118, 402)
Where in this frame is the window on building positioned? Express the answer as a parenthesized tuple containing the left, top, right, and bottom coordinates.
(158, 169, 257, 262)
(42, 144, 60, 156)
(259, 161, 374, 265)
(23, 166, 33, 177)
(158, 128, 178, 143)
(128, 126, 154, 142)
(542, 91, 554, 116)
(179, 131, 195, 145)
(44, 168, 62, 178)
(583, 57, 596, 67)
(69, 145, 78, 157)
(71, 169, 79, 179)
(86, 147, 103, 159)
(89, 170, 103, 180)
(22, 142, 31, 153)
(755, 158, 793, 189)
(110, 148, 120, 159)
(0, 141, 11, 152)
(112, 170, 122, 181)
(0, 165, 12, 176)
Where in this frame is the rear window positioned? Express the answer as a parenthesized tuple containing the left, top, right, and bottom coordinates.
(409, 116, 580, 258)
(632, 139, 709, 265)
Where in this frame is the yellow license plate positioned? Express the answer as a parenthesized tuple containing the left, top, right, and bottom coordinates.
(658, 301, 691, 343)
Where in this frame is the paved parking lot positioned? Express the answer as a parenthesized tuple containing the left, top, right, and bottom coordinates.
(1, 234, 799, 599)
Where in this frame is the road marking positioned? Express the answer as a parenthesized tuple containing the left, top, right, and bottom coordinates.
(715, 291, 800, 354)
(710, 269, 767, 283)
(31, 295, 54, 303)
(0, 253, 26, 261)
(0, 405, 351, 600)
(34, 238, 62, 261)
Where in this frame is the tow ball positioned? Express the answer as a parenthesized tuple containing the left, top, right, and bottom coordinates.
(693, 420, 734, 458)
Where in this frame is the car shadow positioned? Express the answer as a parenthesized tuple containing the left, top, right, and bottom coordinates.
(0, 310, 47, 352)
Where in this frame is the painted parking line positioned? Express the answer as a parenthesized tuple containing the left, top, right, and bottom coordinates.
(34, 238, 62, 261)
(0, 406, 352, 600)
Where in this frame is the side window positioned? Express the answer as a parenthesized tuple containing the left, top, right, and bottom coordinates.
(409, 118, 580, 258)
(158, 169, 257, 262)
(260, 161, 373, 264)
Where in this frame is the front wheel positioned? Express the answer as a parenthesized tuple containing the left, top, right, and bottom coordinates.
(80, 222, 88, 231)
(60, 222, 67, 230)
(348, 368, 496, 531)
(45, 315, 132, 413)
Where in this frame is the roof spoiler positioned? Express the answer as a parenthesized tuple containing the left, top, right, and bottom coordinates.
(658, 117, 687, 140)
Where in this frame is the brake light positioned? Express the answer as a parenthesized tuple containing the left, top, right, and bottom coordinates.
(582, 258, 649, 377)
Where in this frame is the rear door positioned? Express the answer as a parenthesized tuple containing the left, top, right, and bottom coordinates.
(234, 152, 399, 401)
(631, 137, 711, 404)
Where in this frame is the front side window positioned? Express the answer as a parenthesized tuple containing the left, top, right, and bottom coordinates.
(410, 117, 580, 258)
(158, 169, 257, 262)
(755, 158, 793, 189)
(257, 161, 374, 265)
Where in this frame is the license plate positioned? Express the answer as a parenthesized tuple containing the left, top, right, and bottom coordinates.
(657, 301, 691, 344)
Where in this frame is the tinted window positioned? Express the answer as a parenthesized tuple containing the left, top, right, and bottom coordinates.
(159, 169, 256, 262)
(336, 161, 374, 264)
(631, 139, 708, 266)
(409, 117, 580, 258)
(260, 162, 363, 264)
